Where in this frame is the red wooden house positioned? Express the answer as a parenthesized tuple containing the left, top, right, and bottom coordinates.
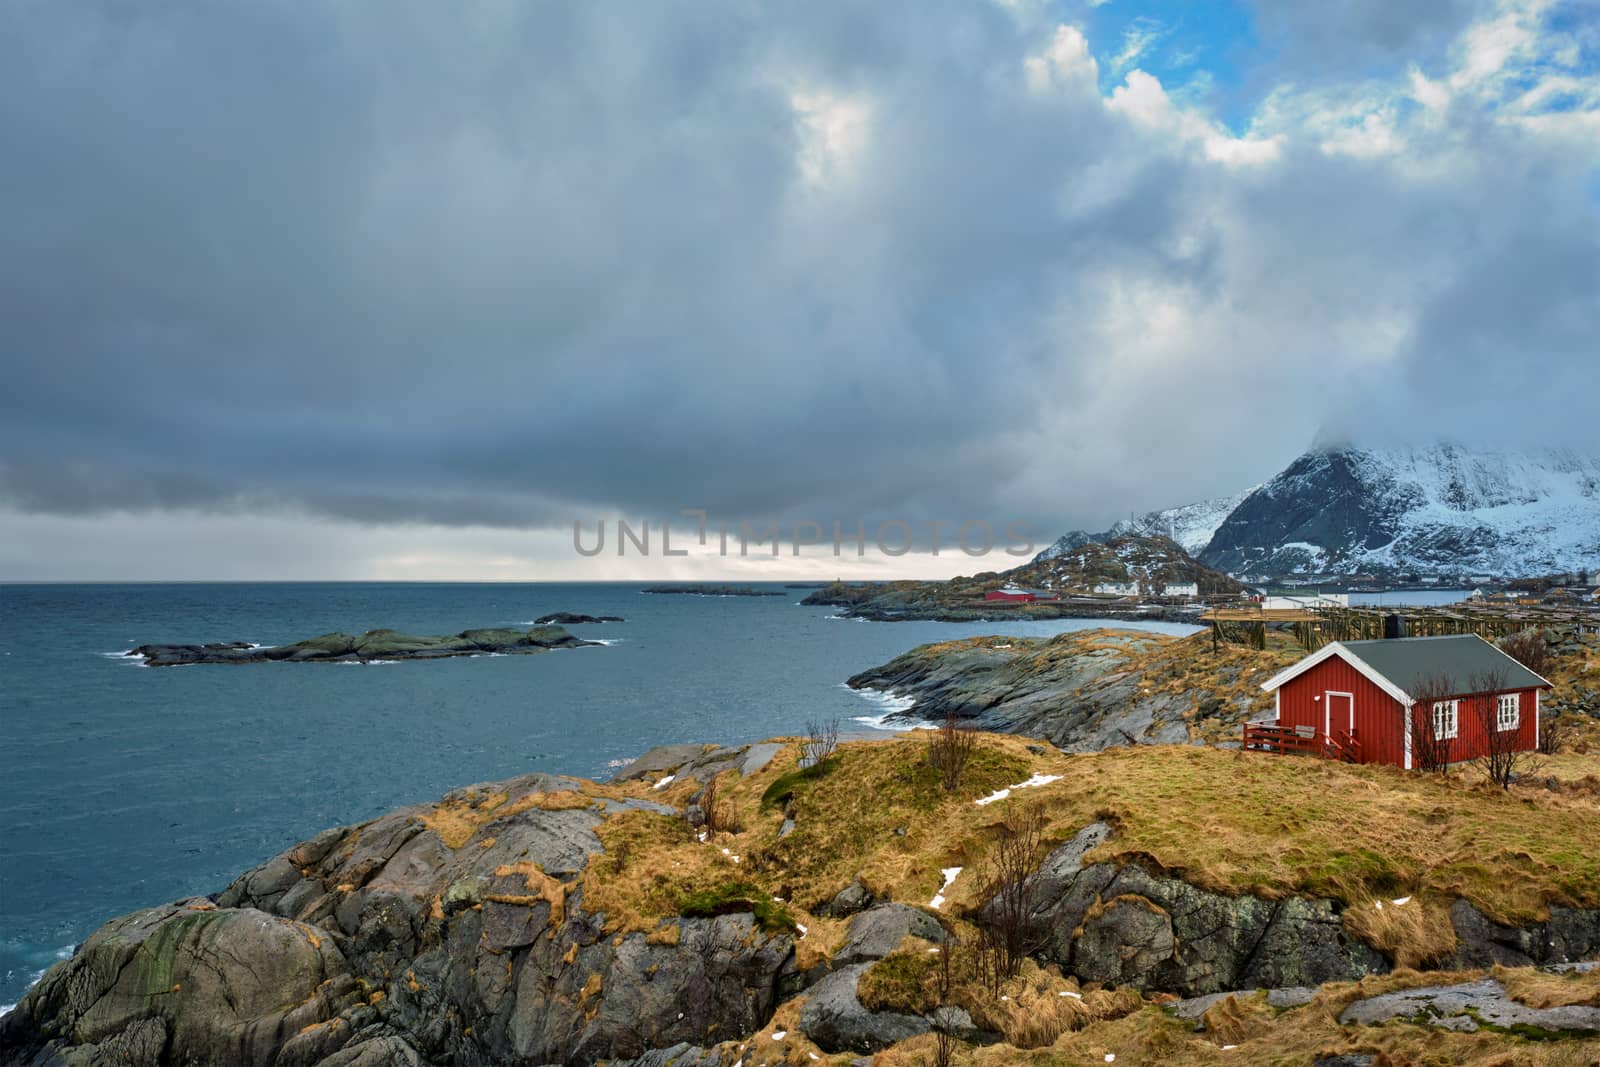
(983, 587, 1060, 603)
(1252, 635, 1550, 769)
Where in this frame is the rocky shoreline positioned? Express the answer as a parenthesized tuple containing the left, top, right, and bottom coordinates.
(124, 625, 597, 667)
(847, 628, 1294, 748)
(803, 582, 1205, 623)
(5, 736, 1597, 1066)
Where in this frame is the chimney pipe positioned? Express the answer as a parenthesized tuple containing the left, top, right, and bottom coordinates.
(1383, 613, 1406, 640)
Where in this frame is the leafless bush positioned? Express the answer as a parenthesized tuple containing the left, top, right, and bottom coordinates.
(927, 712, 977, 792)
(1468, 669, 1537, 790)
(1540, 710, 1577, 756)
(1498, 629, 1554, 679)
(697, 773, 742, 835)
(803, 717, 840, 766)
(1410, 670, 1460, 774)
(930, 932, 960, 1067)
(975, 801, 1048, 992)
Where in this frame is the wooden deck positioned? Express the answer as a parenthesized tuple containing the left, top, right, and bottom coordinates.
(1242, 721, 1361, 763)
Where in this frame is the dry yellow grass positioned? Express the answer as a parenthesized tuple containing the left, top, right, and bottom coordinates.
(1340, 895, 1458, 970)
(420, 785, 606, 849)
(573, 729, 1597, 975)
(488, 861, 567, 925)
(1497, 964, 1600, 1009)
(946, 966, 1600, 1066)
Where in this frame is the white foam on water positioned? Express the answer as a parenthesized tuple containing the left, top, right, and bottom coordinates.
(846, 685, 933, 730)
(3, 946, 72, 1015)
(590, 638, 623, 646)
(606, 757, 637, 769)
(332, 659, 400, 666)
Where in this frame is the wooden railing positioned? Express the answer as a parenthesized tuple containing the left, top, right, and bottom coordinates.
(1242, 722, 1361, 763)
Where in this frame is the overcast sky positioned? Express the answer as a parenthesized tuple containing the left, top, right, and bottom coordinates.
(2, 0, 1597, 580)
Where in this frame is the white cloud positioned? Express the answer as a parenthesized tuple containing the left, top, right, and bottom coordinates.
(790, 88, 872, 187)
(1107, 70, 1284, 166)
(1108, 17, 1167, 74)
(1025, 25, 1098, 94)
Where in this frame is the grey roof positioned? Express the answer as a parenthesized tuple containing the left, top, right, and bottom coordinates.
(1342, 635, 1550, 697)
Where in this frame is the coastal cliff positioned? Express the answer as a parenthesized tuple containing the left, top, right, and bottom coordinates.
(6, 734, 1599, 1065)
(847, 628, 1297, 749)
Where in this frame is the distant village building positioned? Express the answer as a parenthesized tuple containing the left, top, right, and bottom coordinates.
(1160, 582, 1199, 598)
(1092, 581, 1140, 597)
(1254, 635, 1548, 769)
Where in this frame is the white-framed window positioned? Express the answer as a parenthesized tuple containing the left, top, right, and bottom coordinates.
(1432, 700, 1458, 740)
(1496, 692, 1520, 732)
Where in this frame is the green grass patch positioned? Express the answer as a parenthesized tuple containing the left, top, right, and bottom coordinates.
(678, 881, 797, 935)
(856, 949, 941, 1014)
(760, 755, 839, 810)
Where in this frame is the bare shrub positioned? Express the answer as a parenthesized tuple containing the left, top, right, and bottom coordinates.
(697, 773, 742, 835)
(1468, 669, 1537, 790)
(975, 801, 1048, 992)
(1498, 629, 1554, 679)
(934, 940, 953, 1067)
(803, 717, 840, 766)
(1409, 671, 1460, 774)
(1540, 711, 1576, 756)
(927, 712, 977, 792)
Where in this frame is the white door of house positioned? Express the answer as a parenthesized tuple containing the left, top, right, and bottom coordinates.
(1326, 692, 1354, 737)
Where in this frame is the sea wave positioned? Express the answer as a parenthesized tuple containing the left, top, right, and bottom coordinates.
(843, 684, 933, 730)
(2, 945, 73, 1015)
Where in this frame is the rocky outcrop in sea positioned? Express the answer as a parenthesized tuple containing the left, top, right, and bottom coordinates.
(124, 625, 597, 666)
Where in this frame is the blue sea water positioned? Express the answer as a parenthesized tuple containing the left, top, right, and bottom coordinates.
(0, 581, 1200, 1005)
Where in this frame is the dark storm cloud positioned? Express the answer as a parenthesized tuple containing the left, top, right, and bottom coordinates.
(0, 0, 1596, 551)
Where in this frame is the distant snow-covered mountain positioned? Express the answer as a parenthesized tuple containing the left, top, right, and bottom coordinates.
(1200, 445, 1599, 578)
(1039, 445, 1600, 579)
(1033, 488, 1255, 562)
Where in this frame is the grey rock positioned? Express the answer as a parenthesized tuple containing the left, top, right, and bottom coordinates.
(1266, 986, 1317, 1008)
(798, 964, 930, 1054)
(609, 1042, 726, 1066)
(837, 904, 945, 965)
(1168, 991, 1250, 1023)
(2, 767, 797, 1067)
(311, 1035, 430, 1066)
(0, 899, 358, 1067)
(1339, 978, 1600, 1034)
(818, 877, 875, 918)
(740, 742, 785, 777)
(1311, 1057, 1376, 1067)
(845, 628, 1266, 749)
(777, 818, 796, 839)
(612, 744, 714, 782)
(1448, 899, 1600, 969)
(1029, 824, 1388, 996)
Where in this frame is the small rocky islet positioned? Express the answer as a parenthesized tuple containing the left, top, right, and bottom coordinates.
(531, 612, 625, 625)
(641, 585, 786, 597)
(124, 625, 598, 667)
